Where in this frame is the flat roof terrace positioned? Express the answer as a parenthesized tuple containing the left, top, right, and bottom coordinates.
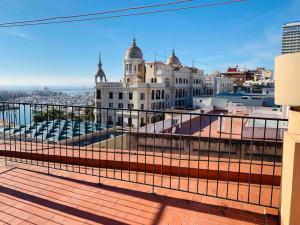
(0, 158, 279, 225)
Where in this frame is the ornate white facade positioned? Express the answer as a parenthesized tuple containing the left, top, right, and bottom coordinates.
(94, 39, 214, 127)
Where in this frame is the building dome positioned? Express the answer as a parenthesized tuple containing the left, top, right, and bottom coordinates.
(125, 38, 143, 60)
(167, 49, 181, 66)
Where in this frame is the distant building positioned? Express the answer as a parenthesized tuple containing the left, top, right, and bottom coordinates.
(193, 92, 276, 111)
(213, 75, 234, 95)
(282, 21, 300, 54)
(94, 39, 206, 127)
(221, 66, 254, 86)
(244, 68, 274, 88)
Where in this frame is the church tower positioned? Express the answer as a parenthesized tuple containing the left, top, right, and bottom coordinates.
(95, 53, 107, 84)
(123, 38, 145, 84)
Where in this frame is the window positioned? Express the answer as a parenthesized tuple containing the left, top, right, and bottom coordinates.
(128, 92, 133, 100)
(156, 90, 161, 99)
(118, 103, 123, 109)
(128, 104, 134, 109)
(119, 92, 123, 99)
(140, 92, 145, 100)
(134, 65, 136, 71)
(109, 92, 113, 99)
(127, 78, 130, 83)
(96, 90, 101, 99)
(162, 90, 165, 99)
(128, 118, 132, 127)
(129, 64, 132, 72)
(138, 64, 142, 71)
(109, 102, 113, 108)
(117, 117, 123, 126)
(141, 118, 144, 126)
(151, 90, 155, 100)
(151, 103, 155, 110)
(176, 78, 178, 83)
(140, 104, 144, 110)
(179, 78, 182, 83)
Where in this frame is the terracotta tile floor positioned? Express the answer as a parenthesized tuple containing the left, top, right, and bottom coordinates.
(0, 158, 279, 225)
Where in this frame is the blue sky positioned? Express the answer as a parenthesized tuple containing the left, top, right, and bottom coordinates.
(0, 0, 299, 86)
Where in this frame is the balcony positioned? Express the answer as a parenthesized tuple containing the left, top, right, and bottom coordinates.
(0, 102, 287, 224)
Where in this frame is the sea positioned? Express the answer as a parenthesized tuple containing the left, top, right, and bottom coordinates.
(0, 85, 93, 126)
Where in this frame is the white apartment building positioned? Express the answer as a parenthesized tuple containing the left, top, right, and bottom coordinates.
(94, 38, 231, 128)
(213, 76, 234, 94)
(282, 21, 300, 54)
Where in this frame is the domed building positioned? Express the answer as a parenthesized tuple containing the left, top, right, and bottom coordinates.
(124, 38, 143, 59)
(123, 38, 145, 84)
(167, 49, 181, 66)
(94, 38, 232, 128)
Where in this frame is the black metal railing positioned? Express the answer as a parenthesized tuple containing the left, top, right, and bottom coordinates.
(0, 102, 288, 208)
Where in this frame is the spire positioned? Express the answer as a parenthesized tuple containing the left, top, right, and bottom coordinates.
(95, 52, 107, 83)
(98, 52, 102, 69)
(172, 49, 175, 57)
(132, 36, 137, 47)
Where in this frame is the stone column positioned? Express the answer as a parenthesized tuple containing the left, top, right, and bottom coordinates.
(280, 110, 300, 225)
(274, 52, 300, 225)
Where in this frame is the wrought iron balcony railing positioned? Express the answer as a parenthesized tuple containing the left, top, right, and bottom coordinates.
(0, 102, 288, 209)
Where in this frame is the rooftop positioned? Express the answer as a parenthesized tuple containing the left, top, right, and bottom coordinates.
(283, 21, 300, 27)
(0, 158, 279, 225)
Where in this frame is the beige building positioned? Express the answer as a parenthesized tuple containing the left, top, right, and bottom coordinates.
(94, 38, 232, 127)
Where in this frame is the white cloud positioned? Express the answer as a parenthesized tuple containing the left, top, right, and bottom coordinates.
(3, 29, 37, 41)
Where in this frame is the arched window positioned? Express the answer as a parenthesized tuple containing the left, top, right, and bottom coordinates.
(96, 76, 101, 83)
(127, 78, 130, 83)
(196, 79, 199, 84)
(179, 78, 182, 84)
